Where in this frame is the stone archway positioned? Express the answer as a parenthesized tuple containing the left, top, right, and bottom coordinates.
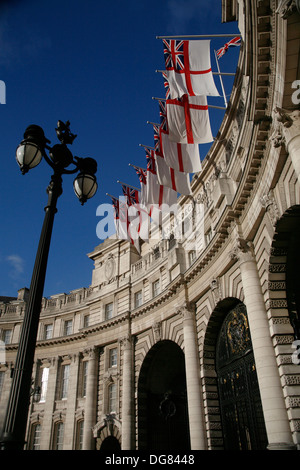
(137, 340, 190, 450)
(93, 414, 122, 450)
(267, 205, 300, 444)
(269, 205, 300, 340)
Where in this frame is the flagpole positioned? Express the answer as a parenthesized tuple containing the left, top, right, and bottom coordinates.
(139, 143, 155, 150)
(117, 180, 140, 191)
(214, 50, 228, 108)
(151, 96, 226, 110)
(147, 120, 159, 126)
(129, 163, 147, 171)
(106, 192, 117, 199)
(156, 34, 241, 39)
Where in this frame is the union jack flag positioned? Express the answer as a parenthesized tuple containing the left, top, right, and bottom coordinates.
(162, 72, 171, 100)
(145, 148, 156, 175)
(109, 195, 120, 219)
(153, 125, 163, 156)
(163, 39, 185, 71)
(108, 194, 128, 224)
(158, 100, 168, 132)
(132, 165, 147, 185)
(118, 199, 129, 224)
(121, 183, 139, 206)
(216, 36, 241, 59)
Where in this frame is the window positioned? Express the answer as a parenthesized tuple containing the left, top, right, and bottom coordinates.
(168, 234, 176, 250)
(0, 340, 5, 364)
(82, 361, 88, 397)
(54, 422, 64, 450)
(105, 303, 113, 320)
(108, 383, 117, 413)
(2, 330, 12, 344)
(189, 250, 196, 265)
(153, 280, 160, 297)
(135, 290, 142, 308)
(205, 228, 213, 245)
(109, 348, 117, 368)
(44, 324, 53, 339)
(153, 247, 160, 260)
(83, 315, 90, 328)
(76, 420, 84, 450)
(61, 364, 70, 399)
(40, 367, 49, 402)
(31, 424, 41, 450)
(64, 320, 73, 336)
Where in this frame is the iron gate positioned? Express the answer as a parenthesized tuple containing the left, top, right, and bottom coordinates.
(216, 303, 268, 450)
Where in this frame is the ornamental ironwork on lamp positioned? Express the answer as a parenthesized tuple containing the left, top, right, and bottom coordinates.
(15, 120, 98, 204)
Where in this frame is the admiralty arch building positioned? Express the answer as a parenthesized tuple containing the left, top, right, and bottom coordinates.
(1, 0, 300, 451)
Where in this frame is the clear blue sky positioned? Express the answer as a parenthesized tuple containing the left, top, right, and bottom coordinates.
(0, 0, 240, 298)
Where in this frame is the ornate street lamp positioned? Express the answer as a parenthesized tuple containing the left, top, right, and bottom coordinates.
(0, 121, 98, 450)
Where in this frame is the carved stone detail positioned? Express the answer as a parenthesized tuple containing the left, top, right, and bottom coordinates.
(152, 321, 162, 342)
(269, 263, 286, 273)
(176, 302, 195, 320)
(229, 237, 253, 263)
(271, 107, 300, 149)
(118, 335, 132, 351)
(82, 347, 97, 360)
(260, 190, 280, 226)
(268, 281, 286, 290)
(276, 0, 300, 18)
(266, 299, 288, 309)
(210, 278, 223, 304)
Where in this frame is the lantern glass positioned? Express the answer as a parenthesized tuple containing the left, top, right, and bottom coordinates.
(74, 173, 97, 204)
(16, 142, 42, 173)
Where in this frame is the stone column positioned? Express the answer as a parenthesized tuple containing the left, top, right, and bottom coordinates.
(272, 108, 300, 183)
(178, 304, 206, 450)
(82, 347, 98, 450)
(230, 237, 295, 449)
(120, 335, 134, 450)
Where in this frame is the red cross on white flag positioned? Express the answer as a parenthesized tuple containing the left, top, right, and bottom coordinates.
(166, 94, 213, 144)
(163, 39, 219, 99)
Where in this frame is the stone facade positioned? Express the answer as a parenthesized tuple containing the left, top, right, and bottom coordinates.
(1, 0, 300, 450)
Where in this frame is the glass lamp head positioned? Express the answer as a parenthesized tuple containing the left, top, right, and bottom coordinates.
(16, 141, 43, 174)
(73, 172, 98, 205)
(16, 125, 49, 174)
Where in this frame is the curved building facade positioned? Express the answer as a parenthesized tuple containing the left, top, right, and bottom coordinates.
(1, 0, 300, 450)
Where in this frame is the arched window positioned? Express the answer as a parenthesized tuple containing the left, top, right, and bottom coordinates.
(30, 423, 41, 450)
(53, 422, 64, 450)
(75, 420, 84, 450)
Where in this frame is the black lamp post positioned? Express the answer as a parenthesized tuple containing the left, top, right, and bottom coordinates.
(0, 121, 98, 450)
